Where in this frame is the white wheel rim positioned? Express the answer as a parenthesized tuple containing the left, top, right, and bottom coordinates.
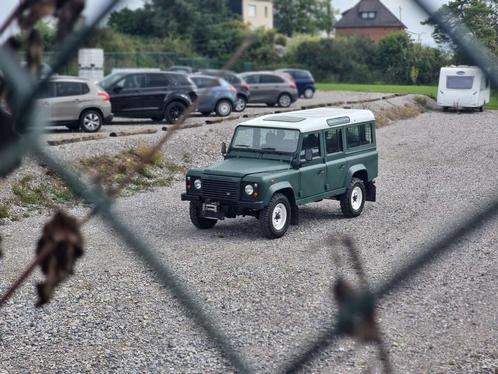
(272, 203, 287, 231)
(304, 89, 313, 98)
(235, 98, 246, 111)
(219, 102, 231, 116)
(351, 186, 363, 211)
(279, 95, 291, 107)
(83, 113, 100, 130)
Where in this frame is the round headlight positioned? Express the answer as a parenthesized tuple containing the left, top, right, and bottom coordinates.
(244, 184, 254, 195)
(194, 179, 202, 190)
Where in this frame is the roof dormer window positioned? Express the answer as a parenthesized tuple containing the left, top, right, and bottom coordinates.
(360, 11, 376, 19)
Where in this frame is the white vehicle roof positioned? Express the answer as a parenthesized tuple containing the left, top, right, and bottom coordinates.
(440, 65, 483, 73)
(239, 108, 375, 133)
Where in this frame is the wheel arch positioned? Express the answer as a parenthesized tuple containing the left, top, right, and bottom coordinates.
(348, 165, 368, 184)
(79, 107, 103, 120)
(267, 182, 296, 206)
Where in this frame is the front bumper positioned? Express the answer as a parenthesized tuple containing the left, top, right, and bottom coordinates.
(181, 193, 265, 210)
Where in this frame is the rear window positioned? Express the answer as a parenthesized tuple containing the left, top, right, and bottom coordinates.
(447, 76, 474, 89)
(289, 70, 311, 79)
(55, 82, 88, 97)
(191, 77, 219, 89)
(147, 74, 170, 88)
(261, 74, 284, 84)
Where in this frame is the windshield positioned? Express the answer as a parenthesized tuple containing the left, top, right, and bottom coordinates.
(99, 73, 126, 89)
(231, 126, 300, 153)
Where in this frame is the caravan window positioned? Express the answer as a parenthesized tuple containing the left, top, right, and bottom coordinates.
(447, 76, 474, 89)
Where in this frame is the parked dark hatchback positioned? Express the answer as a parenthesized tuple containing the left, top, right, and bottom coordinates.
(276, 69, 316, 98)
(199, 69, 251, 112)
(99, 71, 197, 123)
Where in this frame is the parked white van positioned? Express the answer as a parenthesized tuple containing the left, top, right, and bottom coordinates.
(437, 66, 490, 111)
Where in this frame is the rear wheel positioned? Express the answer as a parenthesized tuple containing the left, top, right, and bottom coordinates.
(234, 96, 247, 112)
(80, 110, 102, 133)
(189, 202, 217, 229)
(340, 178, 366, 218)
(278, 93, 292, 108)
(303, 88, 314, 99)
(259, 193, 291, 239)
(165, 101, 187, 124)
(215, 99, 232, 117)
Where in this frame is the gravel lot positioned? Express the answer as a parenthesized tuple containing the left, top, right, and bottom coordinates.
(0, 99, 497, 372)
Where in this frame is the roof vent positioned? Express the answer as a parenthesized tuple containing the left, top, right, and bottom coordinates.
(263, 115, 306, 123)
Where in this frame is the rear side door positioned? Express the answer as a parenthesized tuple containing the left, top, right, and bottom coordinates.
(50, 81, 89, 122)
(109, 74, 146, 116)
(38, 82, 56, 122)
(243, 74, 263, 102)
(324, 127, 347, 191)
(298, 132, 326, 199)
(260, 74, 283, 103)
(142, 73, 171, 115)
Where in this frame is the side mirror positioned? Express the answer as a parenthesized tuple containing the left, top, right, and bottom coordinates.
(291, 157, 300, 169)
(221, 142, 227, 155)
(305, 148, 313, 162)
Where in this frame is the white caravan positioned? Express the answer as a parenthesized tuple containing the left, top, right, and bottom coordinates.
(437, 66, 490, 111)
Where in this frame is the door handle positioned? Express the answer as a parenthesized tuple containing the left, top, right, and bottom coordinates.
(318, 170, 325, 175)
(339, 164, 345, 169)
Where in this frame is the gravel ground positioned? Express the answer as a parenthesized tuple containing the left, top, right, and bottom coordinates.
(0, 103, 497, 372)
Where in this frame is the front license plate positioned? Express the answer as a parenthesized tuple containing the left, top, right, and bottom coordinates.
(203, 203, 219, 213)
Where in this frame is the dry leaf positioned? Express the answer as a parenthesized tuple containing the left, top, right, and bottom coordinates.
(35, 210, 84, 307)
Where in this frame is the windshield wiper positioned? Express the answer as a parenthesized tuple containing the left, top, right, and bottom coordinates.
(261, 147, 276, 151)
(234, 144, 250, 148)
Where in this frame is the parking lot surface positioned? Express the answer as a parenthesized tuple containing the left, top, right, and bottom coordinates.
(1, 107, 497, 372)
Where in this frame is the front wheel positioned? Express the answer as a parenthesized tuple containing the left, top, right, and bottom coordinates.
(340, 178, 366, 218)
(259, 193, 291, 239)
(165, 101, 187, 124)
(80, 110, 103, 133)
(278, 93, 292, 108)
(189, 202, 217, 229)
(215, 99, 232, 117)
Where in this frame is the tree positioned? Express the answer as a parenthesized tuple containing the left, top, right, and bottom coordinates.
(424, 0, 498, 63)
(274, 0, 336, 37)
(375, 32, 414, 84)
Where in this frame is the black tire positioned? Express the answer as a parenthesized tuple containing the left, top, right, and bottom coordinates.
(234, 95, 247, 112)
(303, 88, 315, 99)
(340, 177, 366, 218)
(79, 110, 103, 133)
(215, 99, 232, 117)
(165, 101, 187, 124)
(200, 112, 212, 116)
(189, 202, 217, 229)
(259, 193, 291, 239)
(277, 93, 292, 108)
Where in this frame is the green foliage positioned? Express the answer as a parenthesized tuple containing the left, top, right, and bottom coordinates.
(274, 0, 337, 37)
(375, 32, 413, 84)
(424, 0, 498, 63)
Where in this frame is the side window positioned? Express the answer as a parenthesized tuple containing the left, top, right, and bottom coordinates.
(81, 83, 90, 94)
(346, 123, 373, 149)
(261, 74, 284, 84)
(325, 129, 343, 154)
(147, 74, 170, 88)
(115, 74, 146, 89)
(41, 82, 56, 98)
(56, 82, 83, 97)
(243, 75, 260, 84)
(300, 132, 321, 161)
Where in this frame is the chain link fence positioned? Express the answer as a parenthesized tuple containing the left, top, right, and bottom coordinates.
(0, 0, 497, 372)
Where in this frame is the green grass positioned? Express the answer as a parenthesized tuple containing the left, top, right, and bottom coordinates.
(317, 83, 498, 109)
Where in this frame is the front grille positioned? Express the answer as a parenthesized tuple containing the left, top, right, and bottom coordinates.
(202, 179, 239, 202)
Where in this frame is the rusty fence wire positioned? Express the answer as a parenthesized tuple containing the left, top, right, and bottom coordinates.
(0, 0, 497, 373)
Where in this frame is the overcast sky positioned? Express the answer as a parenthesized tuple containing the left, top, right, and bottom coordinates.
(1, 0, 447, 45)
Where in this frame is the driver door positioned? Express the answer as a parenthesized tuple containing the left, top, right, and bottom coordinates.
(299, 132, 326, 199)
(109, 74, 146, 116)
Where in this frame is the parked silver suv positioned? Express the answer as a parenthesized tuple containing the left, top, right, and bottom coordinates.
(238, 71, 298, 108)
(38, 76, 113, 132)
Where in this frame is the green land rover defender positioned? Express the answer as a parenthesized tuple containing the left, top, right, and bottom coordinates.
(181, 108, 378, 238)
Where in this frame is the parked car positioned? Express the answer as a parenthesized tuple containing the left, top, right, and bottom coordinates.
(190, 75, 238, 117)
(276, 68, 316, 98)
(37, 76, 112, 132)
(167, 66, 193, 75)
(181, 108, 378, 238)
(98, 71, 197, 124)
(437, 65, 490, 112)
(198, 69, 251, 112)
(238, 71, 298, 108)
